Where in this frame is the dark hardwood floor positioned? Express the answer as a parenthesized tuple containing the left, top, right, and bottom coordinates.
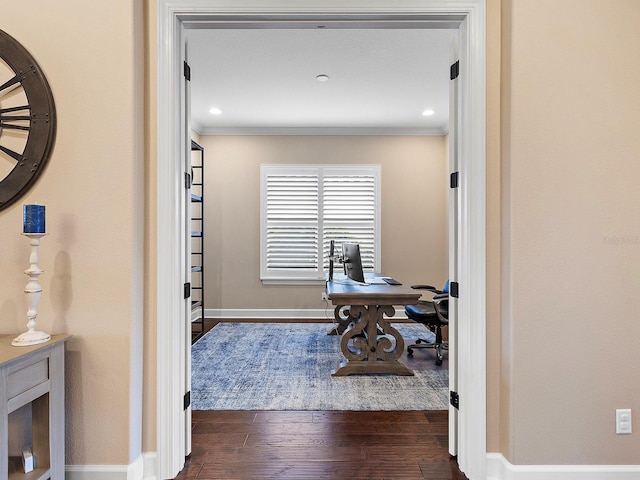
(181, 320, 464, 479)
(178, 410, 465, 480)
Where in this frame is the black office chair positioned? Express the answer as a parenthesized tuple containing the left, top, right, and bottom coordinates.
(405, 283, 449, 365)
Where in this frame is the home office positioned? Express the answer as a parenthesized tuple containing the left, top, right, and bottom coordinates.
(189, 134, 451, 396)
(187, 26, 452, 322)
(194, 135, 449, 319)
(187, 27, 453, 412)
(190, 228, 451, 411)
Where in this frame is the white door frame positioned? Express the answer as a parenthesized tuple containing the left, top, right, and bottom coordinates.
(157, 1, 486, 479)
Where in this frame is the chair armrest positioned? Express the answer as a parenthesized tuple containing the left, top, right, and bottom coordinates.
(432, 294, 449, 322)
(410, 284, 443, 294)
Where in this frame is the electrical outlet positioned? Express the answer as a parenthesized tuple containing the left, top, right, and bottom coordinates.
(616, 409, 632, 434)
(321, 292, 329, 301)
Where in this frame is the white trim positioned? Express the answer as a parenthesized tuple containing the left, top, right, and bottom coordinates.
(157, 4, 187, 478)
(157, 2, 486, 480)
(192, 125, 448, 136)
(486, 454, 640, 480)
(66, 454, 145, 480)
(202, 308, 409, 320)
(142, 453, 157, 480)
(454, 2, 486, 479)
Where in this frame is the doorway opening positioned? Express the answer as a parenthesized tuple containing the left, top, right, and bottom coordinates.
(156, 3, 486, 480)
(187, 24, 454, 408)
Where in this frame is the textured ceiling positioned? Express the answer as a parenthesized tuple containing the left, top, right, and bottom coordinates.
(187, 27, 456, 135)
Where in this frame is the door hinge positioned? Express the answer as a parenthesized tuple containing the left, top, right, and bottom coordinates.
(450, 60, 460, 80)
(450, 391, 460, 409)
(183, 61, 191, 81)
(184, 391, 191, 410)
(450, 281, 459, 298)
(184, 282, 191, 299)
(450, 171, 459, 189)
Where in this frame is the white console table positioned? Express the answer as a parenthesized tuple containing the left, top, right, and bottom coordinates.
(0, 334, 70, 480)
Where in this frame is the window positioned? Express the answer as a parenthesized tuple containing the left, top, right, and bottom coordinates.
(261, 164, 381, 284)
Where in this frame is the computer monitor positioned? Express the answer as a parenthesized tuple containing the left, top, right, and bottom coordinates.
(342, 242, 365, 283)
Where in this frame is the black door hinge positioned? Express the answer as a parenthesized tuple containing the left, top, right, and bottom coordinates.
(450, 281, 459, 298)
(185, 172, 192, 189)
(184, 391, 191, 410)
(450, 171, 459, 189)
(450, 60, 460, 80)
(183, 61, 191, 81)
(184, 282, 191, 299)
(450, 391, 460, 409)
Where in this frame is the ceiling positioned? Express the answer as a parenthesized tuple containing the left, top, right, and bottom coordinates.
(187, 27, 456, 135)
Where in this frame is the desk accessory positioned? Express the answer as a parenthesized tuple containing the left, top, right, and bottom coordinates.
(22, 447, 34, 473)
(12, 205, 51, 346)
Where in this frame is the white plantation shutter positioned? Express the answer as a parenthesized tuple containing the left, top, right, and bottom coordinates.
(322, 170, 377, 271)
(265, 173, 318, 270)
(261, 165, 380, 283)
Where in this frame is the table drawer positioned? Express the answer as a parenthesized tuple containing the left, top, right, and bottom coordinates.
(7, 358, 49, 401)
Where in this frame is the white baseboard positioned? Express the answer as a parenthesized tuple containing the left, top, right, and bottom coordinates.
(64, 451, 640, 480)
(200, 308, 408, 320)
(205, 308, 332, 319)
(66, 453, 146, 480)
(142, 452, 157, 479)
(486, 453, 640, 480)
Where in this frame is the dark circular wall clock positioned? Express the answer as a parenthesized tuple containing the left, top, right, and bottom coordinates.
(0, 29, 56, 211)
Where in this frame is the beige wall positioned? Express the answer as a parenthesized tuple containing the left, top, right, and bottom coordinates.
(198, 135, 449, 311)
(501, 0, 640, 465)
(486, 0, 503, 455)
(1, 0, 144, 466)
(144, 0, 158, 455)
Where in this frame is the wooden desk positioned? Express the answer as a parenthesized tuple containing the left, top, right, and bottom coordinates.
(326, 280, 420, 376)
(0, 334, 70, 480)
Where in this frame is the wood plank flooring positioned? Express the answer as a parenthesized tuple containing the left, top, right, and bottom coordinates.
(177, 410, 466, 479)
(182, 320, 463, 479)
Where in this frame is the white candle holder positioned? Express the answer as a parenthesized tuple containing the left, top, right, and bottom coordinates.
(12, 233, 51, 347)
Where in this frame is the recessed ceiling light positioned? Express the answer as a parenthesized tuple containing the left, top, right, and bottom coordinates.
(209, 107, 222, 115)
(316, 74, 329, 82)
(422, 109, 435, 116)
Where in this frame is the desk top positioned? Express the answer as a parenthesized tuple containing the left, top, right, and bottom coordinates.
(326, 279, 421, 306)
(0, 334, 71, 367)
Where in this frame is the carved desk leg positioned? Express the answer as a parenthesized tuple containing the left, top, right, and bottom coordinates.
(327, 305, 358, 335)
(332, 304, 414, 376)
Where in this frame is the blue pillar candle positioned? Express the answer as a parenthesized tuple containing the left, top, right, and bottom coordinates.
(23, 204, 46, 234)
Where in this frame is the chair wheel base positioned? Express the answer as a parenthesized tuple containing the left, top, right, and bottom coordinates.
(407, 340, 446, 366)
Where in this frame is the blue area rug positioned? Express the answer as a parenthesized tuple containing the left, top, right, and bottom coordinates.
(191, 322, 448, 410)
